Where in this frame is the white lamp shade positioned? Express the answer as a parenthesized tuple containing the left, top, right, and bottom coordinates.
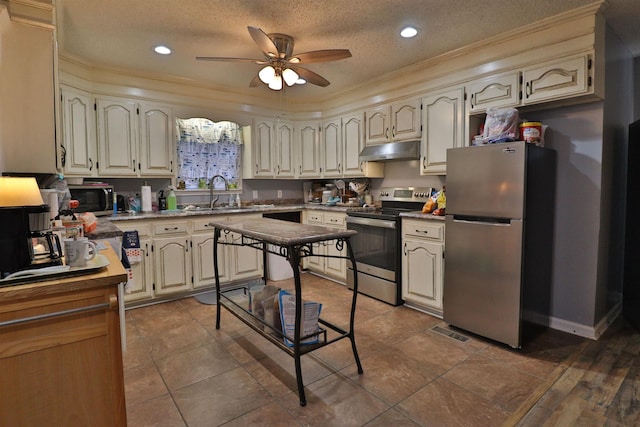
(282, 68, 299, 86)
(0, 177, 44, 207)
(258, 65, 276, 84)
(268, 75, 283, 90)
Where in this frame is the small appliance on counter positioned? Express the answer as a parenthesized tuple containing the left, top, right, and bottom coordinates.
(68, 184, 114, 216)
(0, 177, 63, 278)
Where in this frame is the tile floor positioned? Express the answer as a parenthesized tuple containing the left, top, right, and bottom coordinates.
(122, 273, 637, 426)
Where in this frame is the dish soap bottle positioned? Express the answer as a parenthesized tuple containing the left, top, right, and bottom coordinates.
(167, 186, 177, 210)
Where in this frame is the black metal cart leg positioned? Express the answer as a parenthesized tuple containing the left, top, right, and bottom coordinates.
(290, 247, 307, 406)
(214, 229, 221, 330)
(346, 238, 363, 374)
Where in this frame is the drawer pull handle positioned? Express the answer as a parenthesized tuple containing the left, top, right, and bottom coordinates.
(0, 301, 112, 328)
(417, 229, 428, 234)
(164, 227, 179, 231)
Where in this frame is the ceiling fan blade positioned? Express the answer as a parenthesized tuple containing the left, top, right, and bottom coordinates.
(196, 56, 267, 64)
(290, 49, 352, 64)
(248, 26, 279, 58)
(249, 75, 262, 87)
(288, 65, 330, 87)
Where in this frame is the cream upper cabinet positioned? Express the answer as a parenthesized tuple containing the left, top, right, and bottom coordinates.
(60, 86, 98, 176)
(274, 121, 296, 178)
(297, 122, 321, 178)
(365, 98, 421, 145)
(342, 112, 383, 178)
(421, 86, 465, 175)
(245, 119, 294, 178)
(249, 119, 275, 177)
(522, 53, 591, 105)
(96, 96, 138, 176)
(321, 117, 342, 177)
(138, 103, 174, 176)
(468, 72, 521, 114)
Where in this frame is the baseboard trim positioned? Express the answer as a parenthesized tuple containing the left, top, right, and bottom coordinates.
(548, 302, 621, 340)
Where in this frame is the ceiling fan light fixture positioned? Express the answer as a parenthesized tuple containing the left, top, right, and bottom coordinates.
(268, 75, 283, 90)
(282, 68, 299, 86)
(296, 78, 306, 85)
(258, 65, 276, 84)
(400, 26, 418, 38)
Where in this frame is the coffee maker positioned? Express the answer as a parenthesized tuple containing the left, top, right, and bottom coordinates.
(0, 177, 63, 278)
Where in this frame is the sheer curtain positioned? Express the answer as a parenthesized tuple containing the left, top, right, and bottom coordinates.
(176, 118, 244, 189)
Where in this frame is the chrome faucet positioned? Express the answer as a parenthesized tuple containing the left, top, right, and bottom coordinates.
(209, 175, 228, 209)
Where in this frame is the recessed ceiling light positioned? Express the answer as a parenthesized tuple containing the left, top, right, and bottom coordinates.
(400, 26, 418, 38)
(154, 45, 171, 55)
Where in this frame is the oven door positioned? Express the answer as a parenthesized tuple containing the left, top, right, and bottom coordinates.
(346, 215, 400, 305)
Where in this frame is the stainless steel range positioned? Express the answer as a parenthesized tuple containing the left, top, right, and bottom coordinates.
(346, 187, 434, 305)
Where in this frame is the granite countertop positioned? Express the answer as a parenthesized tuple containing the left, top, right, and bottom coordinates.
(208, 217, 357, 246)
(88, 203, 379, 240)
(400, 211, 446, 221)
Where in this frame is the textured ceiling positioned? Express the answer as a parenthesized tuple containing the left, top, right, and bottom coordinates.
(56, 0, 640, 103)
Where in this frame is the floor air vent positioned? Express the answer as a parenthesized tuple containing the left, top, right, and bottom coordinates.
(430, 325, 470, 343)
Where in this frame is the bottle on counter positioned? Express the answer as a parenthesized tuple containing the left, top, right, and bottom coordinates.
(236, 193, 241, 208)
(158, 190, 167, 210)
(167, 187, 177, 210)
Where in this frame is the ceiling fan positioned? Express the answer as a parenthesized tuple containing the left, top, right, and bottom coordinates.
(196, 26, 351, 90)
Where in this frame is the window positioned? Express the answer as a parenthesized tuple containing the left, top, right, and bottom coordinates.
(175, 118, 245, 190)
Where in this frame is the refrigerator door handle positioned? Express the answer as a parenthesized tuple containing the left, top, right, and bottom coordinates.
(450, 216, 516, 226)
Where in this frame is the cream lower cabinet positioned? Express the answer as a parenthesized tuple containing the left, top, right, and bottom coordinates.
(153, 221, 192, 295)
(302, 210, 347, 283)
(117, 223, 154, 303)
(401, 219, 445, 317)
(191, 218, 230, 289)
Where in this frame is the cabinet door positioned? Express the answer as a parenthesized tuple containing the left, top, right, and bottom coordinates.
(325, 239, 346, 281)
(227, 231, 264, 281)
(365, 107, 390, 145)
(421, 86, 465, 175)
(523, 54, 590, 104)
(468, 72, 521, 113)
(251, 120, 276, 177)
(139, 104, 174, 176)
(96, 97, 138, 176)
(391, 100, 421, 141)
(275, 121, 295, 178)
(192, 233, 230, 288)
(61, 87, 98, 176)
(153, 236, 192, 295)
(123, 238, 154, 303)
(402, 239, 443, 312)
(322, 119, 342, 177)
(342, 113, 366, 177)
(298, 122, 321, 178)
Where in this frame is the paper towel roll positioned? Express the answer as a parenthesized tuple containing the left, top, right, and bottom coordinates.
(48, 192, 59, 219)
(141, 186, 152, 212)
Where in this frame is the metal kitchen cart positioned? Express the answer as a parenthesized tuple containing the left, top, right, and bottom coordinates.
(208, 217, 363, 406)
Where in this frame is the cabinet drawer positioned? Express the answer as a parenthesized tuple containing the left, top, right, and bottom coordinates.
(306, 213, 324, 224)
(402, 220, 444, 241)
(116, 222, 152, 237)
(192, 217, 217, 233)
(153, 221, 188, 236)
(324, 213, 345, 227)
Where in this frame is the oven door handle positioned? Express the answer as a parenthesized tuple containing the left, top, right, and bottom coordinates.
(346, 216, 397, 229)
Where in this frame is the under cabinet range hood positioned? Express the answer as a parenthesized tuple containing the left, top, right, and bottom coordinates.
(358, 140, 420, 162)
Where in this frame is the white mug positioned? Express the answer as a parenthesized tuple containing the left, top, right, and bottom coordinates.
(64, 238, 97, 267)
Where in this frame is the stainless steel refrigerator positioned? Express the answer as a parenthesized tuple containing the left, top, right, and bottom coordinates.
(443, 141, 556, 348)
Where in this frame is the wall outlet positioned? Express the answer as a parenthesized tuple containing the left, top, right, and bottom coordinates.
(277, 190, 283, 198)
(252, 190, 258, 199)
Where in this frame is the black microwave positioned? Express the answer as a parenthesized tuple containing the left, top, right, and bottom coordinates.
(68, 185, 114, 216)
